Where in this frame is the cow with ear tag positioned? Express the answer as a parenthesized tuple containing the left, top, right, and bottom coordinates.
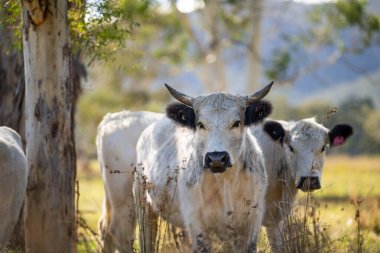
(135, 82, 274, 253)
(251, 117, 353, 253)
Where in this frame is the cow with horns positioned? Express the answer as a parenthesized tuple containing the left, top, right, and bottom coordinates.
(135, 82, 274, 253)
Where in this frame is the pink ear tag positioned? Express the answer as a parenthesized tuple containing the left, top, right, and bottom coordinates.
(333, 136, 344, 146)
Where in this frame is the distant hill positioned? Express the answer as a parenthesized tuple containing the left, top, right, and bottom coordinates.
(262, 0, 380, 106)
(270, 69, 380, 108)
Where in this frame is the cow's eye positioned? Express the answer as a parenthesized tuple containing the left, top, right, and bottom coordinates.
(321, 145, 327, 153)
(231, 121, 241, 128)
(288, 144, 295, 153)
(197, 122, 205, 129)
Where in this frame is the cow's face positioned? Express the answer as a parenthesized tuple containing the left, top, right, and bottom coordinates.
(263, 118, 353, 192)
(165, 83, 273, 173)
(192, 94, 256, 173)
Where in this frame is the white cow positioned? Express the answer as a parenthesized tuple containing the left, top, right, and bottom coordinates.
(97, 111, 163, 252)
(135, 83, 274, 253)
(0, 127, 27, 251)
(251, 118, 353, 253)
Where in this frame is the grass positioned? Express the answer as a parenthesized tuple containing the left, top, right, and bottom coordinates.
(322, 155, 380, 197)
(317, 155, 380, 238)
(76, 155, 380, 252)
(307, 155, 380, 252)
(76, 160, 104, 252)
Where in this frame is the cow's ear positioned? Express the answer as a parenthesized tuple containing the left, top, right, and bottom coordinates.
(263, 120, 285, 145)
(329, 124, 353, 147)
(166, 103, 196, 130)
(245, 100, 273, 126)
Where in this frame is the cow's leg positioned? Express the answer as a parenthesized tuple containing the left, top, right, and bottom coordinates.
(103, 174, 136, 253)
(245, 226, 260, 253)
(247, 237, 258, 253)
(265, 220, 284, 253)
(233, 232, 258, 253)
(99, 195, 116, 253)
(248, 217, 265, 253)
(172, 227, 192, 253)
(109, 200, 136, 253)
(186, 222, 211, 253)
(244, 201, 265, 253)
(138, 204, 158, 253)
(134, 169, 158, 253)
(172, 226, 183, 253)
(182, 217, 210, 253)
(191, 233, 211, 253)
(181, 203, 210, 251)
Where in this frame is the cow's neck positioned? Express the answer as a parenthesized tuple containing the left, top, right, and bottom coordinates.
(201, 162, 256, 217)
(277, 162, 298, 202)
(239, 131, 264, 174)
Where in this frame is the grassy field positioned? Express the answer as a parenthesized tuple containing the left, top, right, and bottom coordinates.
(77, 155, 380, 252)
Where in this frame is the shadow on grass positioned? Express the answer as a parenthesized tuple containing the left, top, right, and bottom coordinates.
(313, 195, 380, 204)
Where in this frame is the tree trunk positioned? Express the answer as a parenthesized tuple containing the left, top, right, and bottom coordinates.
(22, 0, 77, 252)
(247, 0, 263, 92)
(203, 0, 227, 92)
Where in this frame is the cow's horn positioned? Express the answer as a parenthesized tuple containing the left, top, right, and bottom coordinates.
(165, 83, 193, 107)
(246, 81, 274, 106)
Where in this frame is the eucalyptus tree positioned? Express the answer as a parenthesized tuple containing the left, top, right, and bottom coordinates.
(1, 0, 136, 251)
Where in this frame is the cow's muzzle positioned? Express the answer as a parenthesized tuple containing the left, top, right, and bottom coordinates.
(204, 151, 232, 173)
(296, 176, 321, 192)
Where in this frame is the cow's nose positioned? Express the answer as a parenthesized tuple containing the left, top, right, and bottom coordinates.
(204, 151, 232, 173)
(297, 176, 321, 192)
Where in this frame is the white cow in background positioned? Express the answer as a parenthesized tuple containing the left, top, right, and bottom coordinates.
(135, 83, 274, 253)
(0, 127, 27, 251)
(251, 118, 353, 253)
(97, 111, 163, 252)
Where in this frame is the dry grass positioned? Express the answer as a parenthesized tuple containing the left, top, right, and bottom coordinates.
(271, 155, 380, 253)
(75, 155, 380, 252)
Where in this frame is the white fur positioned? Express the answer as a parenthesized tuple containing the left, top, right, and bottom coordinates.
(251, 118, 331, 253)
(0, 126, 27, 250)
(136, 93, 267, 253)
(96, 111, 163, 252)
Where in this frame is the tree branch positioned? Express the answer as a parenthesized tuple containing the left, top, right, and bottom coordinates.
(280, 49, 343, 85)
(23, 0, 47, 26)
(169, 0, 206, 57)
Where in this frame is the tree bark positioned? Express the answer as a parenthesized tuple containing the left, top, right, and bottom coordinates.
(22, 0, 77, 252)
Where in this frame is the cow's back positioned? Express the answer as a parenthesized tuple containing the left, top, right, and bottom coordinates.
(97, 111, 163, 201)
(0, 127, 27, 250)
(97, 111, 163, 174)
